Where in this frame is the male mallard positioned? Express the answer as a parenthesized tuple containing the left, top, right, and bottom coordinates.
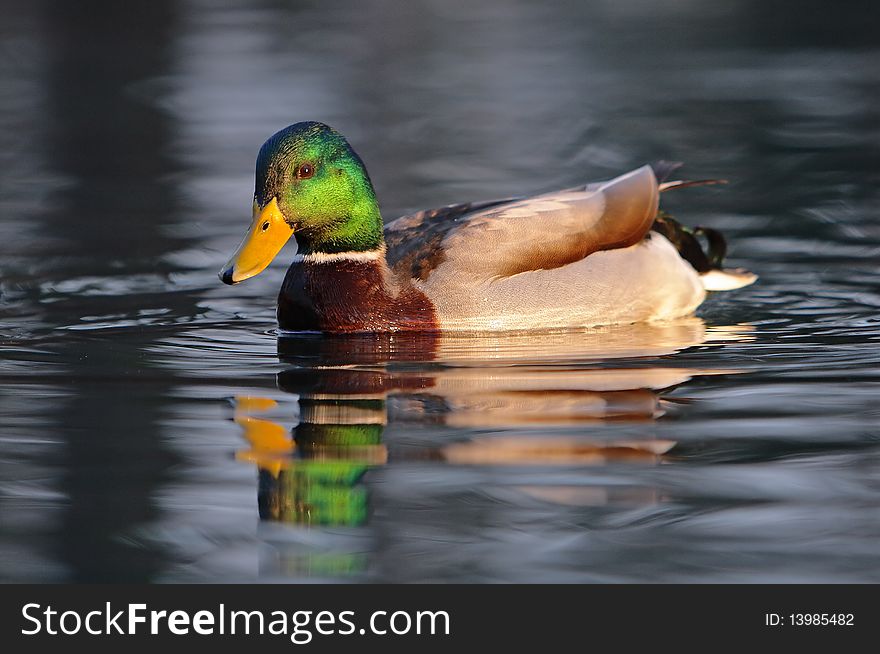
(219, 121, 755, 332)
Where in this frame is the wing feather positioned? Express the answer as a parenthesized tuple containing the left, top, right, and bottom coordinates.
(383, 166, 659, 281)
(440, 165, 659, 277)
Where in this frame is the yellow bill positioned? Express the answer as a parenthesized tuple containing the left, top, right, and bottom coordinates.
(219, 197, 293, 284)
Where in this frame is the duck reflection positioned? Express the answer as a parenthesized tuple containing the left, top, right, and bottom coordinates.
(234, 401, 385, 527)
(231, 317, 751, 535)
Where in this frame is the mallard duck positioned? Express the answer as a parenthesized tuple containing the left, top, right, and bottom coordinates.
(219, 121, 755, 332)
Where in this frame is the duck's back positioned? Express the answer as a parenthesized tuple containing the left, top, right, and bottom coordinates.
(385, 166, 706, 331)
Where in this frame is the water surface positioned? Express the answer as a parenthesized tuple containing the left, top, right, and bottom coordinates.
(1, 0, 878, 582)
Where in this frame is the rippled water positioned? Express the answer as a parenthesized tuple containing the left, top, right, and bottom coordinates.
(1, 0, 878, 582)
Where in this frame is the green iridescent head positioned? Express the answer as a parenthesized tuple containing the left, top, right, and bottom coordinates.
(219, 122, 383, 284)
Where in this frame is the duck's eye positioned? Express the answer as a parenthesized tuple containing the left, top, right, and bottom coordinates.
(297, 163, 315, 179)
(261, 221, 270, 232)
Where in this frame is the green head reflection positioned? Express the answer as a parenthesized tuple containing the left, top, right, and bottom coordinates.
(234, 397, 386, 528)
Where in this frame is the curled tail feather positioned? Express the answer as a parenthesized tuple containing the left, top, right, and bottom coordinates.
(652, 213, 756, 291)
(649, 163, 757, 291)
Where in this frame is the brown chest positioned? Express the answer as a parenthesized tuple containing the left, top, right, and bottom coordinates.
(277, 258, 438, 333)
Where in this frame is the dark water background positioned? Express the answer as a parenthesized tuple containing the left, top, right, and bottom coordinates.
(1, 0, 878, 582)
